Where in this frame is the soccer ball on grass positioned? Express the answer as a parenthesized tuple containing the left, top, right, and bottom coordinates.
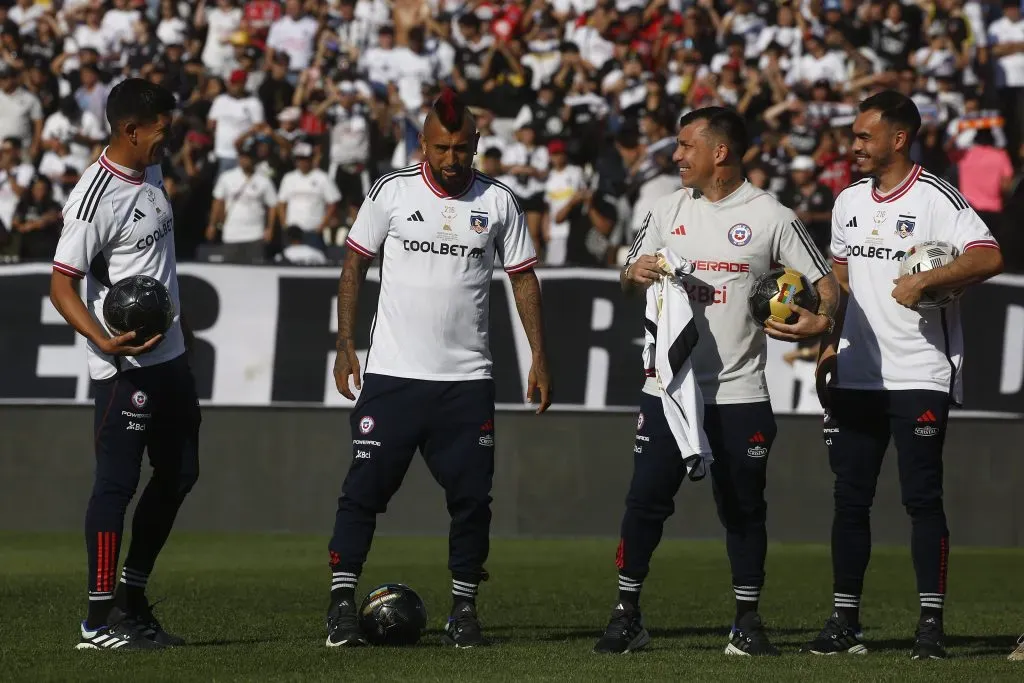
(358, 583, 428, 646)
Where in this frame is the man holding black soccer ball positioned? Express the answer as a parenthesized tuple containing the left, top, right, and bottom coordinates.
(49, 79, 199, 651)
(804, 91, 1003, 660)
(593, 107, 839, 656)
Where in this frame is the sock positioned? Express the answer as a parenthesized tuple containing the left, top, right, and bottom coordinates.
(734, 585, 760, 622)
(331, 571, 358, 605)
(920, 593, 944, 621)
(452, 578, 479, 606)
(618, 574, 642, 607)
(115, 567, 149, 612)
(86, 595, 114, 630)
(834, 592, 861, 629)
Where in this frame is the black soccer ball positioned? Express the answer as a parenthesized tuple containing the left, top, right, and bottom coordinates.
(358, 584, 428, 646)
(102, 275, 174, 344)
(748, 267, 820, 325)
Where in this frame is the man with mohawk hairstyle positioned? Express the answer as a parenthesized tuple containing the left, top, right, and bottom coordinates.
(323, 88, 552, 649)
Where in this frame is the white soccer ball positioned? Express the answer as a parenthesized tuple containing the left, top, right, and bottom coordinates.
(898, 240, 962, 310)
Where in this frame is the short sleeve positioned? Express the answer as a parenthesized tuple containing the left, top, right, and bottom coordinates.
(262, 178, 278, 207)
(944, 205, 1000, 254)
(52, 192, 117, 279)
(497, 194, 537, 273)
(212, 173, 228, 200)
(276, 174, 292, 203)
(207, 96, 222, 123)
(323, 175, 342, 203)
(772, 207, 831, 282)
(345, 191, 390, 258)
(829, 198, 847, 264)
(623, 209, 665, 267)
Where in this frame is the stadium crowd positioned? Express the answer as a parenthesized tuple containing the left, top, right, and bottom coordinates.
(0, 0, 1021, 271)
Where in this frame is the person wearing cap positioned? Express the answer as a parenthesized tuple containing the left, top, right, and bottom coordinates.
(198, 0, 243, 78)
(208, 67, 265, 175)
(312, 78, 369, 226)
(0, 62, 42, 161)
(274, 105, 304, 143)
(276, 141, 341, 250)
(266, 0, 319, 76)
(543, 138, 585, 266)
(206, 137, 278, 263)
(777, 155, 834, 257)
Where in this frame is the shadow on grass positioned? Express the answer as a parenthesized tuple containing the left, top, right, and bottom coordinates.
(867, 634, 1020, 658)
(536, 625, 809, 643)
(187, 637, 287, 647)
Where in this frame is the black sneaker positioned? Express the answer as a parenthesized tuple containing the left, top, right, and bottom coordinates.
(76, 607, 165, 651)
(130, 601, 185, 647)
(326, 599, 367, 647)
(725, 612, 780, 656)
(911, 615, 946, 660)
(593, 602, 650, 654)
(443, 601, 485, 649)
(801, 611, 868, 655)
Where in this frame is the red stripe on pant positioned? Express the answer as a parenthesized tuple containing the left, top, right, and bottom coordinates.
(615, 539, 625, 571)
(97, 531, 117, 593)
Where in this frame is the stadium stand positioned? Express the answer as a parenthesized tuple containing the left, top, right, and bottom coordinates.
(0, 0, 1020, 273)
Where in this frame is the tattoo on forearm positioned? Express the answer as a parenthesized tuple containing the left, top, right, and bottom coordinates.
(510, 270, 546, 354)
(816, 274, 839, 318)
(337, 252, 371, 347)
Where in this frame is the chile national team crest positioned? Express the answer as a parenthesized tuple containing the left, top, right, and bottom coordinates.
(131, 390, 148, 409)
(470, 211, 489, 234)
(358, 416, 375, 435)
(728, 224, 752, 246)
(637, 412, 645, 431)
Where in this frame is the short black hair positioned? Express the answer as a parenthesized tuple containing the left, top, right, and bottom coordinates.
(858, 89, 921, 142)
(678, 106, 749, 159)
(106, 78, 176, 134)
(285, 225, 304, 243)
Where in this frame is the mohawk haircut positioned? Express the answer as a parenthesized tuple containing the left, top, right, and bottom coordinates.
(432, 88, 467, 132)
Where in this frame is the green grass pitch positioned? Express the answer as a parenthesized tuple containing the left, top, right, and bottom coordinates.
(1, 533, 1022, 681)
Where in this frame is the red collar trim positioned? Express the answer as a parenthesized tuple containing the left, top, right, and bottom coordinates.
(99, 155, 144, 185)
(421, 162, 475, 199)
(871, 164, 920, 203)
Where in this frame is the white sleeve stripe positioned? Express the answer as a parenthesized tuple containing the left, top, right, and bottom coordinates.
(790, 219, 830, 275)
(505, 256, 538, 273)
(345, 237, 375, 258)
(964, 240, 1000, 250)
(53, 261, 84, 277)
(626, 212, 651, 263)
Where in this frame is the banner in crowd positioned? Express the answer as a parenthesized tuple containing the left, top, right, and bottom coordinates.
(2, 264, 1022, 417)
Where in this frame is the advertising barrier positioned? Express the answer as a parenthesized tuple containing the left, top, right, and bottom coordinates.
(2, 263, 1022, 416)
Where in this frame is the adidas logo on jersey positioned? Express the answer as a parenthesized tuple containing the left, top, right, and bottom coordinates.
(671, 225, 686, 236)
(845, 217, 858, 228)
(133, 209, 146, 222)
(407, 211, 425, 222)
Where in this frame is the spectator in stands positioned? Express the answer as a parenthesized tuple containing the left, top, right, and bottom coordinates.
(957, 129, 1014, 233)
(276, 141, 341, 250)
(208, 69, 266, 175)
(317, 80, 370, 228)
(277, 224, 328, 265)
(0, 137, 34, 236)
(501, 121, 549, 256)
(11, 176, 60, 261)
(207, 140, 278, 263)
(0, 64, 41, 161)
(778, 156, 835, 256)
(198, 0, 244, 80)
(544, 139, 586, 266)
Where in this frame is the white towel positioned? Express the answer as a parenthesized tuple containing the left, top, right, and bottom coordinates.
(643, 248, 713, 480)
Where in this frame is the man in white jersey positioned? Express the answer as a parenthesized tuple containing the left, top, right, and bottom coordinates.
(802, 91, 1003, 661)
(49, 80, 199, 651)
(593, 107, 839, 656)
(324, 89, 551, 649)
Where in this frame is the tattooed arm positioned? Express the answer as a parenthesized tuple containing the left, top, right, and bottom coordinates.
(508, 268, 552, 414)
(333, 248, 373, 399)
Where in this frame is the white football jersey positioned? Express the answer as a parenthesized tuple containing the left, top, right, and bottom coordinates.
(830, 165, 1000, 402)
(52, 152, 185, 380)
(627, 181, 831, 404)
(345, 162, 537, 380)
